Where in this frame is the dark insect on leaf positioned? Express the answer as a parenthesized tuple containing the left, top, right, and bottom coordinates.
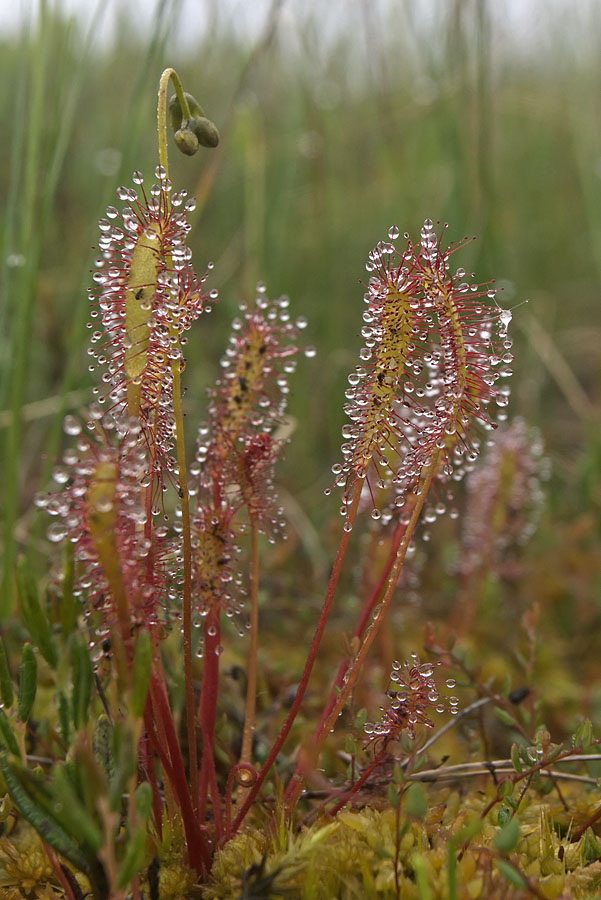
(508, 686, 530, 705)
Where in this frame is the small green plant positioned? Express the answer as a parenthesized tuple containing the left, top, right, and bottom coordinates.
(2, 67, 599, 900)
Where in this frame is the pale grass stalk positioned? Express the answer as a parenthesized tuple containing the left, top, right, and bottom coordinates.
(237, 517, 260, 805)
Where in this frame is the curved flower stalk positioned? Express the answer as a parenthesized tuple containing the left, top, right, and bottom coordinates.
(88, 168, 215, 478)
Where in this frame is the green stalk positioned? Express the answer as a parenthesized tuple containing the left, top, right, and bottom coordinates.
(156, 67, 198, 808)
(2, 3, 50, 615)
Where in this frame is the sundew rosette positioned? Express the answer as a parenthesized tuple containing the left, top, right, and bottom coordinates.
(38, 408, 169, 659)
(363, 654, 457, 752)
(334, 219, 512, 528)
(88, 167, 216, 476)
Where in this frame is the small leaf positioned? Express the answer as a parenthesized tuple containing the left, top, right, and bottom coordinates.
(51, 765, 103, 851)
(495, 858, 526, 888)
(498, 779, 514, 799)
(343, 735, 357, 755)
(117, 825, 148, 889)
(0, 753, 90, 874)
(109, 721, 135, 811)
(411, 852, 433, 900)
(495, 816, 520, 853)
(494, 706, 517, 728)
(17, 644, 37, 723)
(454, 815, 482, 844)
(135, 782, 153, 820)
(510, 742, 523, 773)
(387, 783, 400, 807)
(392, 762, 404, 785)
(93, 714, 114, 782)
(353, 708, 368, 729)
(56, 690, 71, 748)
(70, 635, 93, 729)
(573, 718, 593, 750)
(16, 560, 58, 668)
(405, 782, 427, 819)
(0, 710, 20, 756)
(497, 804, 512, 827)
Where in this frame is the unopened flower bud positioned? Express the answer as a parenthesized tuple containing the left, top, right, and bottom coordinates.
(168, 91, 205, 132)
(175, 126, 200, 156)
(190, 115, 220, 148)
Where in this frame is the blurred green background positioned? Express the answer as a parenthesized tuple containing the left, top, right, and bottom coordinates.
(1, 0, 601, 611)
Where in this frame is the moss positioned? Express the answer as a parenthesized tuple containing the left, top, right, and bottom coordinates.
(202, 787, 601, 900)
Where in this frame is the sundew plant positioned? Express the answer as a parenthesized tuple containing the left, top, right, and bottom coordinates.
(2, 68, 598, 900)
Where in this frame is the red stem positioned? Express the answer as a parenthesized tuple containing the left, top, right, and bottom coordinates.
(316, 519, 406, 735)
(328, 752, 386, 816)
(226, 482, 362, 838)
(147, 675, 211, 874)
(43, 844, 78, 900)
(283, 460, 440, 814)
